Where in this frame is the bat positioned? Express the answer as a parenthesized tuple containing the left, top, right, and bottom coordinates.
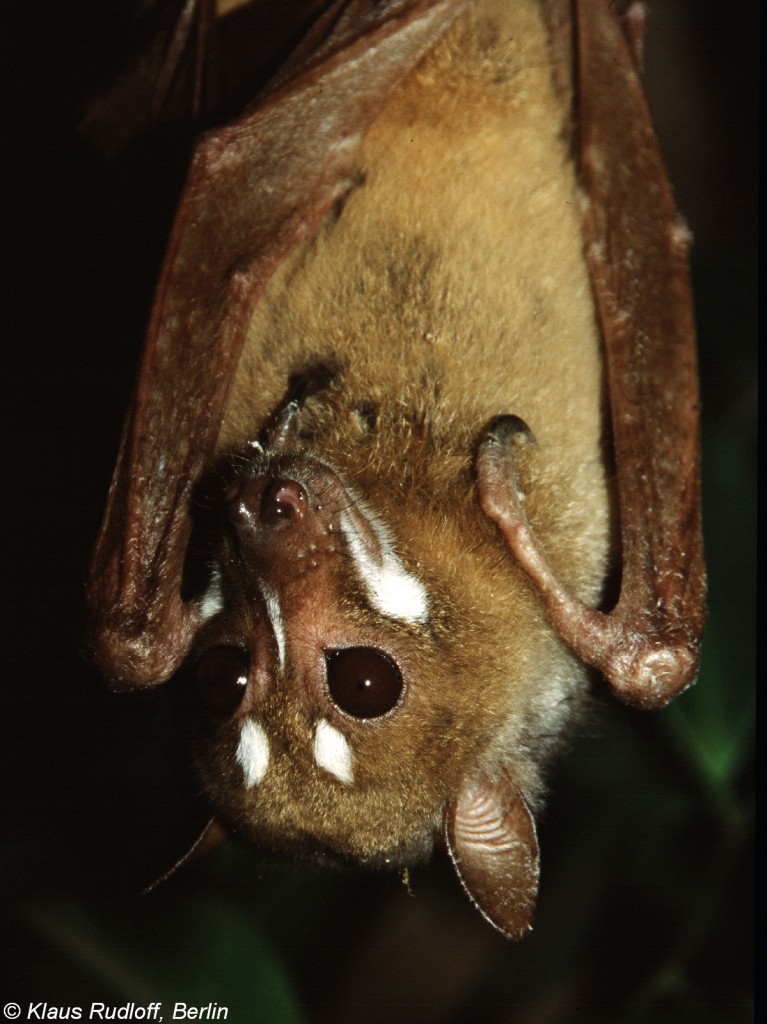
(85, 0, 706, 939)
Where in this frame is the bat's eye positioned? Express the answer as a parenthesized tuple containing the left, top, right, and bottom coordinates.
(325, 647, 404, 718)
(195, 646, 249, 715)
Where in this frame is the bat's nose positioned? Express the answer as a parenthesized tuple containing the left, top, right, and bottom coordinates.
(260, 478, 308, 525)
(226, 477, 308, 529)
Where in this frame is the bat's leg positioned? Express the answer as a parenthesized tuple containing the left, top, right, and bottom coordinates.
(476, 416, 698, 709)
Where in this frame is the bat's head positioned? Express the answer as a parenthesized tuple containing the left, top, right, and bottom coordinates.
(176, 439, 580, 934)
(187, 449, 439, 860)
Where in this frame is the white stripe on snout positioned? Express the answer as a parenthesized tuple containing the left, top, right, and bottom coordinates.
(236, 719, 270, 787)
(262, 585, 286, 670)
(314, 719, 354, 784)
(198, 566, 224, 621)
(339, 509, 429, 625)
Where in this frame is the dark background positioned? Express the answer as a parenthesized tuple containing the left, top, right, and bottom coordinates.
(2, 2, 755, 1021)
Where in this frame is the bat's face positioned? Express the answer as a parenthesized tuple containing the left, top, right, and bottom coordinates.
(180, 442, 577, 866)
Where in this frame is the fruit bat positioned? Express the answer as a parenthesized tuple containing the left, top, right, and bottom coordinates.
(85, 0, 706, 939)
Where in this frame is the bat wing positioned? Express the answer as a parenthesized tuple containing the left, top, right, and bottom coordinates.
(80, 0, 219, 156)
(576, 0, 706, 706)
(477, 0, 706, 711)
(85, 0, 470, 689)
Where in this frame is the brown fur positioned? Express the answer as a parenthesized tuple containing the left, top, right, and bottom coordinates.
(195, 0, 610, 864)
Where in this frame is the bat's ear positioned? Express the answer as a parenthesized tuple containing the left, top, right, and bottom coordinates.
(444, 775, 539, 939)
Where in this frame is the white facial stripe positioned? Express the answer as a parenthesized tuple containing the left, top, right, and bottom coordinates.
(314, 718, 354, 784)
(262, 586, 287, 669)
(198, 566, 224, 621)
(364, 558, 430, 624)
(339, 509, 429, 625)
(236, 719, 270, 787)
